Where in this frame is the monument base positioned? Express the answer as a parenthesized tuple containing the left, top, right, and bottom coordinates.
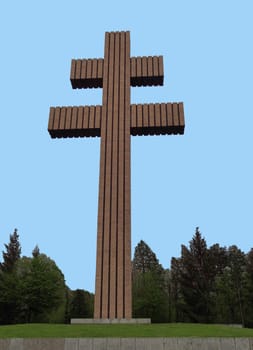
(70, 318, 151, 324)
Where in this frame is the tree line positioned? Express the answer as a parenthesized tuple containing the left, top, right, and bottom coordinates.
(132, 228, 253, 327)
(0, 229, 93, 324)
(1, 227, 253, 326)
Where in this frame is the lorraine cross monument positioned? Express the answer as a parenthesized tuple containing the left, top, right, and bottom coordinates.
(48, 31, 185, 320)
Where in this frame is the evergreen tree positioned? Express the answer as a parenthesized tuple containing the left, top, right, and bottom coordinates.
(0, 267, 22, 324)
(1, 229, 21, 272)
(170, 257, 186, 322)
(32, 245, 40, 258)
(132, 240, 169, 322)
(0, 232, 67, 324)
(0, 229, 22, 324)
(213, 246, 246, 325)
(227, 245, 246, 325)
(211, 246, 247, 326)
(244, 249, 253, 327)
(132, 240, 163, 275)
(174, 227, 214, 322)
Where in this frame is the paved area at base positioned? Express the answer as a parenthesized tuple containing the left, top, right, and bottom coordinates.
(0, 338, 252, 350)
(71, 318, 151, 324)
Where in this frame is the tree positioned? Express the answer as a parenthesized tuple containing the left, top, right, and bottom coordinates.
(32, 245, 40, 258)
(69, 289, 94, 319)
(173, 227, 214, 322)
(0, 267, 22, 324)
(208, 243, 227, 277)
(17, 253, 67, 323)
(213, 265, 240, 324)
(170, 257, 186, 322)
(244, 249, 253, 327)
(213, 246, 246, 325)
(0, 232, 68, 324)
(227, 245, 246, 325)
(211, 245, 248, 326)
(0, 229, 22, 324)
(132, 240, 169, 322)
(0, 229, 21, 272)
(132, 240, 163, 276)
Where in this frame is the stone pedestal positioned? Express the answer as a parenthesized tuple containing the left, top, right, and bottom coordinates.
(70, 318, 151, 324)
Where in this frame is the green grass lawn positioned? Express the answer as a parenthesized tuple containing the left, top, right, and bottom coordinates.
(0, 323, 253, 338)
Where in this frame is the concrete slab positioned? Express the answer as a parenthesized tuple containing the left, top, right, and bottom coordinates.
(64, 338, 79, 350)
(135, 338, 148, 350)
(235, 338, 250, 350)
(79, 338, 93, 350)
(164, 337, 178, 350)
(93, 338, 107, 350)
(146, 338, 164, 350)
(134, 338, 164, 350)
(219, 338, 236, 350)
(10, 339, 23, 350)
(71, 319, 90, 324)
(0, 339, 10, 350)
(205, 338, 221, 350)
(2, 336, 253, 350)
(23, 338, 65, 350)
(249, 338, 253, 350)
(120, 338, 136, 350)
(70, 318, 151, 324)
(190, 338, 207, 350)
(135, 319, 151, 324)
(177, 338, 192, 350)
(107, 338, 121, 350)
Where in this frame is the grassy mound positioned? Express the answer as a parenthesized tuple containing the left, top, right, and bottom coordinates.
(0, 323, 253, 338)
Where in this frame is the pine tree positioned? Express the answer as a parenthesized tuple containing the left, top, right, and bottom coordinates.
(0, 229, 22, 324)
(132, 240, 169, 322)
(244, 249, 253, 327)
(132, 240, 163, 276)
(175, 227, 213, 322)
(170, 257, 186, 322)
(227, 245, 246, 325)
(32, 245, 40, 258)
(1, 229, 21, 272)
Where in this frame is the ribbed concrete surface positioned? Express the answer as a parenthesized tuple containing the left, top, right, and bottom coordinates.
(48, 30, 185, 321)
(70, 55, 163, 89)
(48, 102, 184, 138)
(130, 102, 184, 136)
(0, 338, 252, 350)
(94, 31, 132, 320)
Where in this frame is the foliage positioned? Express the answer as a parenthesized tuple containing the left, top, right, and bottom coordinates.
(0, 231, 67, 324)
(173, 228, 215, 322)
(0, 229, 21, 272)
(132, 232, 253, 326)
(132, 240, 169, 322)
(32, 245, 40, 258)
(69, 289, 94, 319)
(132, 240, 163, 275)
(169, 228, 253, 326)
(17, 254, 67, 323)
(2, 227, 253, 326)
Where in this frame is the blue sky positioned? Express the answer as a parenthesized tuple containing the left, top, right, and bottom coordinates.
(1, 1, 252, 292)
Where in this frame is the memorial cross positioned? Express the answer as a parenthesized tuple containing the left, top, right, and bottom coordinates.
(48, 31, 185, 320)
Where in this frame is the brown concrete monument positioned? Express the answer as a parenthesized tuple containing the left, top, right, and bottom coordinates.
(48, 31, 185, 320)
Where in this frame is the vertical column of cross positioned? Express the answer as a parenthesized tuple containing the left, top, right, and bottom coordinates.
(121, 31, 131, 319)
(94, 31, 131, 319)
